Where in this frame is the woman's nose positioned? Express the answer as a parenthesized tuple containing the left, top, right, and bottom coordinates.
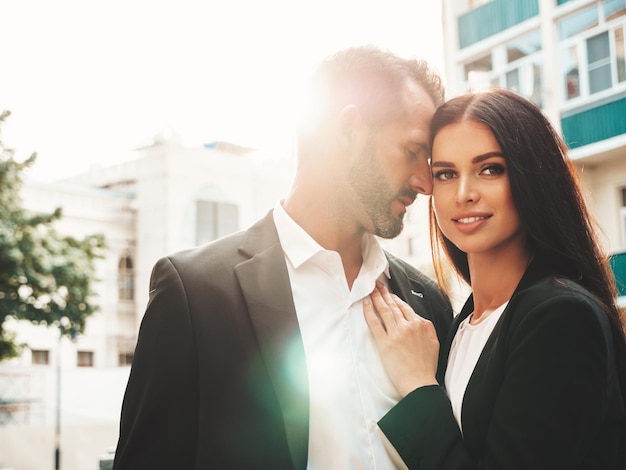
(456, 177, 479, 203)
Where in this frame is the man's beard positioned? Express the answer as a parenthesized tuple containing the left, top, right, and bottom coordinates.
(348, 144, 415, 239)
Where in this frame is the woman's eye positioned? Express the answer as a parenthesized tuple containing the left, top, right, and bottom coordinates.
(481, 164, 505, 176)
(433, 170, 454, 181)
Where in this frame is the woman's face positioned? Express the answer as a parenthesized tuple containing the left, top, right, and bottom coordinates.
(431, 120, 525, 259)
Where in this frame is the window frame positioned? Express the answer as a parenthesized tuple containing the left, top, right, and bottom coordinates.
(77, 350, 94, 368)
(31, 349, 50, 365)
(117, 254, 135, 302)
(558, 6, 626, 105)
(461, 35, 543, 106)
(195, 199, 239, 246)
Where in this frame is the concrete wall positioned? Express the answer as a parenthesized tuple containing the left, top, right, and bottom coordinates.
(580, 156, 626, 254)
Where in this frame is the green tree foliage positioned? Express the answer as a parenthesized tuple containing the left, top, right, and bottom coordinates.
(0, 110, 105, 361)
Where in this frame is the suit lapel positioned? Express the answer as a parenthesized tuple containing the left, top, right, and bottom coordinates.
(386, 257, 432, 315)
(441, 258, 551, 379)
(386, 255, 452, 371)
(453, 259, 554, 443)
(234, 213, 309, 470)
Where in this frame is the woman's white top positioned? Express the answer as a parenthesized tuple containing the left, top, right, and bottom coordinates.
(444, 302, 508, 432)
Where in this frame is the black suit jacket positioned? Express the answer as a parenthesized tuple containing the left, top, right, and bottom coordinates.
(112, 211, 452, 469)
(379, 260, 626, 469)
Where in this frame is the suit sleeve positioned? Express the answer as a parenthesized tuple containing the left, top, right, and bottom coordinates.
(379, 385, 472, 469)
(113, 257, 199, 470)
(379, 295, 615, 470)
(481, 296, 612, 469)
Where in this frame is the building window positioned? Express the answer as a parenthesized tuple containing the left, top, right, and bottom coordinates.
(118, 352, 134, 366)
(617, 26, 626, 81)
(620, 187, 626, 248)
(558, 3, 600, 40)
(464, 54, 493, 91)
(77, 351, 94, 367)
(564, 44, 581, 99)
(588, 31, 612, 93)
(462, 30, 543, 106)
(196, 200, 239, 246)
(607, 0, 626, 20)
(118, 255, 134, 301)
(31, 349, 49, 365)
(505, 31, 543, 105)
(559, 1, 626, 101)
(618, 186, 626, 249)
(506, 30, 542, 62)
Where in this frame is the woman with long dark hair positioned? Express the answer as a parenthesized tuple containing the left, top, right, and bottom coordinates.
(364, 88, 626, 469)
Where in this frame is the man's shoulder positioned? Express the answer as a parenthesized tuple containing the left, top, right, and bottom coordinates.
(169, 230, 246, 264)
(166, 211, 277, 267)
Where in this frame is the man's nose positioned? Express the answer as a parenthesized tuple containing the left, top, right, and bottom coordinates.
(409, 159, 433, 195)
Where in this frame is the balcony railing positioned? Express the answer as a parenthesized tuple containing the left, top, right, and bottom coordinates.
(610, 251, 626, 300)
(561, 96, 626, 149)
(458, 0, 539, 48)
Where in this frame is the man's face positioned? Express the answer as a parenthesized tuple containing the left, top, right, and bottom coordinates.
(348, 81, 436, 239)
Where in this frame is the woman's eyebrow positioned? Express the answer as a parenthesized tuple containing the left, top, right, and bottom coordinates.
(431, 152, 504, 168)
(472, 152, 504, 163)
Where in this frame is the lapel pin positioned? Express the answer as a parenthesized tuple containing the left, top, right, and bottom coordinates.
(411, 289, 424, 298)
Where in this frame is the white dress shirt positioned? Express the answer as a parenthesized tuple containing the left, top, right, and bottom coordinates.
(445, 302, 508, 432)
(273, 203, 408, 469)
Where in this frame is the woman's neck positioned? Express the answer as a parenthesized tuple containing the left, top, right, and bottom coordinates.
(468, 247, 533, 324)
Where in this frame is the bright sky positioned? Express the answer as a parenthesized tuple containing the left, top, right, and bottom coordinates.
(1, 0, 444, 180)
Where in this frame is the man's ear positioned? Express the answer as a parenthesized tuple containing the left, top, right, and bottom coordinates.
(336, 104, 361, 144)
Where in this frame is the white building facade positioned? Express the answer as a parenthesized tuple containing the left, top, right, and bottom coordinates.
(0, 136, 299, 470)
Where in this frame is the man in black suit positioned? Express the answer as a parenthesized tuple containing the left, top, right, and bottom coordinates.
(113, 46, 452, 469)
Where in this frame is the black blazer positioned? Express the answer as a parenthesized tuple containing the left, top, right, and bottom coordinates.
(112, 211, 452, 469)
(379, 260, 626, 469)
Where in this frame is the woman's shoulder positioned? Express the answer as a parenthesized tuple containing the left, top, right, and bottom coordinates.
(515, 275, 600, 307)
(506, 274, 611, 335)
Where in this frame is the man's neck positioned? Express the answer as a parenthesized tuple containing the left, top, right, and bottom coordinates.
(281, 197, 365, 289)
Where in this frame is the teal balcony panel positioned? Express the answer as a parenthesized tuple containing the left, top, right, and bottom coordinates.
(458, 0, 539, 49)
(561, 97, 626, 149)
(610, 251, 626, 297)
(557, 0, 573, 4)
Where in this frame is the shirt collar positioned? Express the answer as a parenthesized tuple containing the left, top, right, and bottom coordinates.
(273, 201, 390, 279)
